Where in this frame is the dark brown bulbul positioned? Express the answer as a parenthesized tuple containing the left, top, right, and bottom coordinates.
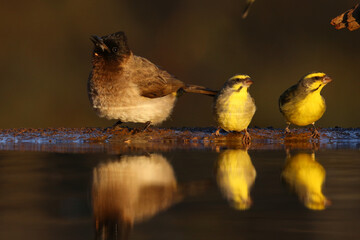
(88, 31, 217, 130)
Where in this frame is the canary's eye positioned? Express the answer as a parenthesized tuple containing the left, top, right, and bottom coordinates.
(112, 47, 118, 53)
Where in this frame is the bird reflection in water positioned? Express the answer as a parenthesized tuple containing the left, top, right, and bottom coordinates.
(92, 153, 210, 240)
(282, 151, 331, 210)
(216, 149, 256, 210)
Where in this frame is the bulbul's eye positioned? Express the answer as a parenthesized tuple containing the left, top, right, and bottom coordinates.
(112, 47, 118, 53)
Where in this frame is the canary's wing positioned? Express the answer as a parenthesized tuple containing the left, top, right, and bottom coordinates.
(131, 56, 185, 98)
(331, 4, 360, 31)
(279, 84, 299, 110)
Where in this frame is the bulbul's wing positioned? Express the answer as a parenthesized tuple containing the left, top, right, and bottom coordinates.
(130, 56, 185, 98)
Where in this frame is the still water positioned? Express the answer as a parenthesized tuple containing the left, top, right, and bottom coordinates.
(0, 146, 359, 239)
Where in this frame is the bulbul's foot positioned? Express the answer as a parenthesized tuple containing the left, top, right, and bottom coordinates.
(104, 120, 123, 132)
(143, 121, 152, 131)
(131, 121, 152, 134)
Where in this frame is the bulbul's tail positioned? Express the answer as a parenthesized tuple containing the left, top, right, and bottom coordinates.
(183, 84, 218, 96)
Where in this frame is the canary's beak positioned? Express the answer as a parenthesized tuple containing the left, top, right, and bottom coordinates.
(322, 75, 332, 84)
(244, 78, 253, 86)
(90, 35, 111, 53)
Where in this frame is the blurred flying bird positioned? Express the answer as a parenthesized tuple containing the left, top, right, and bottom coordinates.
(279, 72, 332, 138)
(242, 0, 256, 19)
(331, 3, 360, 31)
(88, 31, 217, 130)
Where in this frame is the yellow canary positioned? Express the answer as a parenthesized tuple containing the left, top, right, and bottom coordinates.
(282, 152, 330, 210)
(216, 149, 256, 210)
(214, 74, 256, 143)
(279, 72, 332, 138)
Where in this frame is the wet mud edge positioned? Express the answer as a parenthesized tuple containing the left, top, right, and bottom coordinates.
(0, 127, 358, 153)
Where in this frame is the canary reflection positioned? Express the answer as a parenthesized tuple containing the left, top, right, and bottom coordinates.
(216, 149, 256, 210)
(282, 152, 330, 210)
(92, 154, 179, 240)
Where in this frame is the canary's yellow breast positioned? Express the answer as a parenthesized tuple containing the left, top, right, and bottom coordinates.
(282, 153, 328, 210)
(282, 92, 326, 126)
(215, 89, 256, 132)
(216, 150, 256, 210)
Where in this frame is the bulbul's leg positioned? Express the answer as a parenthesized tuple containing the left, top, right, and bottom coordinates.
(112, 120, 123, 128)
(142, 121, 152, 131)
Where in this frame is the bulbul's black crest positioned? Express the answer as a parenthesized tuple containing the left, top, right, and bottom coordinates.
(91, 31, 131, 62)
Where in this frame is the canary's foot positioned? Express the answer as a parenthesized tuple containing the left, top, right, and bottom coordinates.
(213, 127, 222, 137)
(311, 128, 320, 139)
(242, 129, 252, 144)
(285, 123, 291, 134)
(310, 123, 320, 139)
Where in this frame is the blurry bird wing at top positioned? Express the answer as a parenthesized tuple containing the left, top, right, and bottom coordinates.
(242, 0, 256, 19)
(130, 56, 185, 98)
(331, 3, 360, 31)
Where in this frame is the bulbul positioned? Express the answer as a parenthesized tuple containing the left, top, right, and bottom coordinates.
(279, 72, 332, 138)
(88, 31, 217, 130)
(213, 74, 256, 143)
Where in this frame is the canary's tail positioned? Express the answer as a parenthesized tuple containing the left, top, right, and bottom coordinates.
(183, 84, 218, 96)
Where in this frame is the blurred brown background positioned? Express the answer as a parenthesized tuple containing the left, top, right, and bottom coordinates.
(0, 0, 359, 129)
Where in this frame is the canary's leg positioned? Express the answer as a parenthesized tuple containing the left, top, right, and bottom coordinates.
(285, 122, 291, 134)
(242, 128, 252, 144)
(214, 127, 222, 137)
(310, 122, 320, 139)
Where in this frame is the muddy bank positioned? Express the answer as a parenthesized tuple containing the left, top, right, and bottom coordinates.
(0, 127, 358, 153)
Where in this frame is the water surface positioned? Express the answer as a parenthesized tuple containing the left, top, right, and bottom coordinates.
(0, 145, 359, 240)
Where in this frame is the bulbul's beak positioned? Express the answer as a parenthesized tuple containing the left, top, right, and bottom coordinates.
(90, 35, 111, 53)
(322, 75, 332, 84)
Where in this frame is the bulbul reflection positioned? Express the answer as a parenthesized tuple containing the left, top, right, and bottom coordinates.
(92, 153, 210, 240)
(216, 149, 256, 210)
(282, 151, 330, 210)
